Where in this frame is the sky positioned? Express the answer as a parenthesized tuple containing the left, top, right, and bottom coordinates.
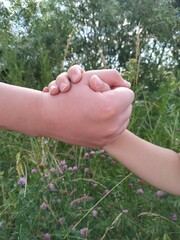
(0, 0, 11, 8)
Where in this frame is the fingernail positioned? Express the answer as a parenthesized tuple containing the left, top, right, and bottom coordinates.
(124, 80, 131, 88)
(94, 75, 103, 88)
(71, 69, 81, 83)
(60, 82, 68, 92)
(50, 85, 57, 94)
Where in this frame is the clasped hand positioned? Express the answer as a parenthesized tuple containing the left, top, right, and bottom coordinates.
(41, 65, 134, 147)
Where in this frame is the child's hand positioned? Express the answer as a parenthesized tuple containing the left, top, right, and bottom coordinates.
(43, 65, 85, 95)
(43, 65, 131, 94)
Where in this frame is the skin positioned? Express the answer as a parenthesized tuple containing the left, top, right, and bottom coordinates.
(104, 131, 180, 196)
(0, 68, 134, 147)
(46, 65, 180, 195)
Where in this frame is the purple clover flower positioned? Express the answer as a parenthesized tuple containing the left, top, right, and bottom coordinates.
(72, 166, 78, 172)
(58, 169, 63, 175)
(156, 190, 166, 199)
(60, 160, 66, 166)
(170, 213, 177, 222)
(49, 167, 55, 174)
(31, 168, 37, 174)
(40, 202, 48, 210)
(128, 183, 134, 188)
(84, 152, 90, 161)
(44, 233, 51, 240)
(92, 210, 97, 217)
(18, 177, 27, 186)
(99, 149, 105, 154)
(47, 183, 56, 191)
(62, 164, 67, 170)
(68, 167, 73, 172)
(103, 189, 110, 196)
(137, 188, 144, 195)
(84, 168, 90, 173)
(90, 150, 95, 155)
(80, 227, 88, 237)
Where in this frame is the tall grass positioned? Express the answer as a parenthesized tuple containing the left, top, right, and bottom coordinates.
(0, 16, 179, 240)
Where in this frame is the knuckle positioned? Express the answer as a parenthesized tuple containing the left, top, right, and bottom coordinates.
(111, 69, 121, 79)
(56, 72, 68, 83)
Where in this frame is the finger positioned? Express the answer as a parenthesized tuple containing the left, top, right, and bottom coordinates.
(42, 86, 49, 92)
(48, 80, 60, 95)
(56, 72, 71, 93)
(89, 75, 111, 92)
(86, 69, 131, 88)
(103, 87, 135, 112)
(68, 65, 85, 83)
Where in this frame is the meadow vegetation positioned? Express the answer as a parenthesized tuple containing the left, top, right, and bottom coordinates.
(0, 0, 179, 239)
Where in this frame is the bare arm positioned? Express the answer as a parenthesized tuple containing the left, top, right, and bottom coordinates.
(0, 73, 134, 148)
(104, 130, 180, 195)
(0, 82, 43, 136)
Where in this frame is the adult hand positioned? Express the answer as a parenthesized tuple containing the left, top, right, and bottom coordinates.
(41, 70, 134, 147)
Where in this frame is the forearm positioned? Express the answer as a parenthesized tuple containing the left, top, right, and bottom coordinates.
(104, 130, 180, 195)
(0, 82, 43, 136)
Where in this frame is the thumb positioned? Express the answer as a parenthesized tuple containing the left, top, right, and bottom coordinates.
(89, 75, 111, 92)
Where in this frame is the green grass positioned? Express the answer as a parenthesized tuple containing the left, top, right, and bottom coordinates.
(0, 36, 179, 240)
(0, 81, 179, 239)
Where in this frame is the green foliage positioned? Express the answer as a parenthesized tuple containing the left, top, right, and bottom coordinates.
(0, 0, 180, 239)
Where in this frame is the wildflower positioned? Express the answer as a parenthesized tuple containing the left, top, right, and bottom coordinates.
(90, 150, 95, 155)
(40, 202, 48, 210)
(103, 189, 110, 196)
(137, 179, 144, 185)
(62, 164, 68, 170)
(50, 167, 55, 174)
(84, 152, 90, 161)
(44, 233, 51, 240)
(60, 160, 66, 166)
(156, 190, 166, 199)
(84, 152, 89, 157)
(31, 168, 37, 174)
(99, 149, 105, 154)
(47, 183, 56, 191)
(18, 177, 27, 186)
(137, 188, 144, 195)
(128, 183, 134, 188)
(170, 213, 177, 222)
(92, 210, 97, 217)
(72, 166, 78, 172)
(80, 227, 88, 237)
(84, 168, 90, 173)
(68, 167, 73, 171)
(58, 169, 63, 175)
